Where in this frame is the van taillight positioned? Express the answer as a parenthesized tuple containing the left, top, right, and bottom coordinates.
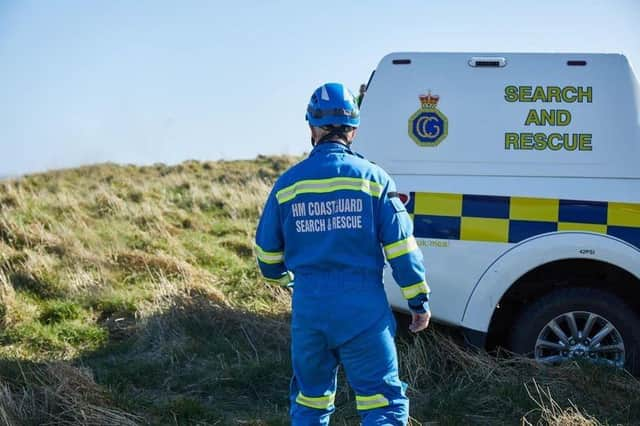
(398, 193, 410, 205)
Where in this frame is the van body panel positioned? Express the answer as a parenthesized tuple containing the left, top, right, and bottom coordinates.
(383, 239, 507, 325)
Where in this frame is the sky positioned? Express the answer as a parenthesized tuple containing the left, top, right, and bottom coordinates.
(1, 0, 639, 176)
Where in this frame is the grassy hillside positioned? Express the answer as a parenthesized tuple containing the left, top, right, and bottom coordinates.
(0, 157, 639, 425)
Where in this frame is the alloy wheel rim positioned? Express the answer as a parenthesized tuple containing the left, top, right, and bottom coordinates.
(534, 311, 625, 368)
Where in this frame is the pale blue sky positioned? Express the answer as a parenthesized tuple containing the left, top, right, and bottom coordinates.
(1, 0, 639, 175)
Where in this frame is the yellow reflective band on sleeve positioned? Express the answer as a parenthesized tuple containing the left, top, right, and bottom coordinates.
(355, 393, 390, 410)
(383, 236, 418, 260)
(276, 177, 383, 204)
(264, 271, 293, 286)
(401, 280, 430, 299)
(295, 391, 336, 410)
(255, 245, 284, 264)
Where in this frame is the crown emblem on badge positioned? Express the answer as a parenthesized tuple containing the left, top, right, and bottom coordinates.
(419, 91, 440, 109)
(409, 89, 448, 147)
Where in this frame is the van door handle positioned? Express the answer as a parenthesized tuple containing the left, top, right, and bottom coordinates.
(468, 57, 507, 68)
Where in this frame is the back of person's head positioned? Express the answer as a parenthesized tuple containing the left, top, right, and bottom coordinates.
(306, 82, 360, 145)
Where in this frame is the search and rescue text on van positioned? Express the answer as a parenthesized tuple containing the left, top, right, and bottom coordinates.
(504, 85, 593, 152)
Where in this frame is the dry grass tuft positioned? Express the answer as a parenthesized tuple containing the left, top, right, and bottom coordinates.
(0, 362, 141, 425)
(144, 275, 227, 316)
(0, 270, 16, 327)
(0, 183, 26, 211)
(63, 267, 107, 297)
(114, 250, 193, 277)
(91, 189, 127, 217)
(0, 215, 30, 250)
(521, 380, 601, 426)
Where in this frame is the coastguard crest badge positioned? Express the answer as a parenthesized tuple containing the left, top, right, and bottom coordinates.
(408, 91, 448, 147)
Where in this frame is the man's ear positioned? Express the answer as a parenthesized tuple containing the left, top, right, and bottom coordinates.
(348, 128, 358, 142)
(309, 125, 317, 146)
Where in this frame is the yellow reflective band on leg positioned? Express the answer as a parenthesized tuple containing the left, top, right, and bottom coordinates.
(383, 236, 418, 260)
(295, 391, 336, 410)
(255, 245, 284, 264)
(401, 280, 430, 299)
(355, 393, 390, 410)
(264, 271, 293, 287)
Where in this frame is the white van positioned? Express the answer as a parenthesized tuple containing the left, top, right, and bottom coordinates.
(356, 52, 640, 371)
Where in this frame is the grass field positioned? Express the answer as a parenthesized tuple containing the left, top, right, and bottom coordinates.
(1, 157, 639, 425)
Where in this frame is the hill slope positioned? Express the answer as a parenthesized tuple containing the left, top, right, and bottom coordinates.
(0, 158, 639, 425)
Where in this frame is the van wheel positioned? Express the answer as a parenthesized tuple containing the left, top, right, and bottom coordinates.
(509, 288, 640, 374)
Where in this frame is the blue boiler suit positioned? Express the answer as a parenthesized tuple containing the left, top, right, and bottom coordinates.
(255, 141, 430, 425)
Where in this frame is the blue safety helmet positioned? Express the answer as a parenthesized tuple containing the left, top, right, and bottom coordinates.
(306, 82, 360, 128)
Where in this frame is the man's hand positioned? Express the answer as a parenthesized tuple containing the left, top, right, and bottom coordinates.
(409, 310, 431, 333)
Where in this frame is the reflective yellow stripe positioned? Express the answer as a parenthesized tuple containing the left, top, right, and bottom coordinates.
(255, 245, 284, 264)
(276, 177, 383, 204)
(608, 202, 640, 227)
(264, 271, 293, 286)
(383, 236, 418, 260)
(295, 391, 335, 410)
(356, 393, 390, 410)
(401, 280, 430, 299)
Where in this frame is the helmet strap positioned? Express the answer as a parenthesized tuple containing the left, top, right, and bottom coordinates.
(316, 125, 353, 146)
(316, 133, 349, 147)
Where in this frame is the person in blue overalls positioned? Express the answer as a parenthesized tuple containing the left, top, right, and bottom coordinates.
(255, 82, 431, 425)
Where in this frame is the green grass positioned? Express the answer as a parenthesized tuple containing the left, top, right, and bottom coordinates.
(39, 300, 81, 324)
(1, 157, 639, 425)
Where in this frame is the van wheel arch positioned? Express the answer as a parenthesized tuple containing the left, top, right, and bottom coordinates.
(486, 258, 640, 352)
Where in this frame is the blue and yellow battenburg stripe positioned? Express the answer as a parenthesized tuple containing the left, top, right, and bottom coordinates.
(406, 192, 640, 248)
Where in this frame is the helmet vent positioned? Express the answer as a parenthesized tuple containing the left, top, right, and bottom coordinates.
(321, 85, 330, 101)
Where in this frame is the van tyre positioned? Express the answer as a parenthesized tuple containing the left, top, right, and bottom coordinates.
(509, 288, 640, 374)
